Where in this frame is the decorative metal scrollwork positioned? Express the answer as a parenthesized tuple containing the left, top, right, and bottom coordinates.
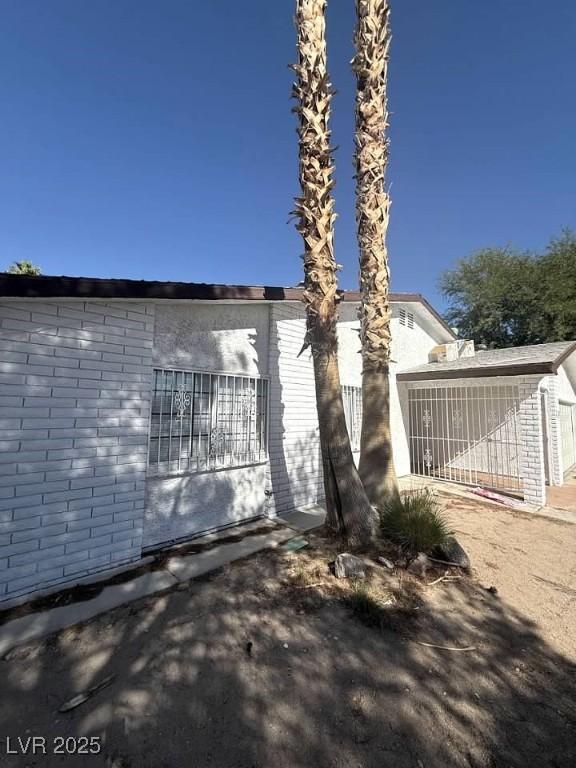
(452, 409, 463, 431)
(423, 448, 433, 470)
(423, 409, 432, 428)
(209, 427, 228, 456)
(239, 388, 256, 417)
(174, 387, 192, 418)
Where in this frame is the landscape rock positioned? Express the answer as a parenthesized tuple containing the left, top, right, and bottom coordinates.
(377, 556, 394, 570)
(334, 553, 366, 579)
(407, 553, 431, 578)
(432, 536, 471, 570)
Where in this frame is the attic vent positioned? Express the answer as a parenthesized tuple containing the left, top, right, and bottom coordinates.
(399, 308, 414, 329)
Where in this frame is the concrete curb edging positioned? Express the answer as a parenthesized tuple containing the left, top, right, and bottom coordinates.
(0, 526, 297, 658)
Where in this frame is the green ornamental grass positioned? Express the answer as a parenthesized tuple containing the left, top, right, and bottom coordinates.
(380, 489, 452, 556)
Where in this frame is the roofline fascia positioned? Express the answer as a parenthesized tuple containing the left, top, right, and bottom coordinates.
(0, 275, 456, 338)
(397, 362, 556, 382)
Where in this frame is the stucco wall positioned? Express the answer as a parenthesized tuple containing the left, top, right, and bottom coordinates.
(153, 303, 269, 376)
(143, 464, 271, 547)
(337, 302, 439, 376)
(336, 304, 362, 388)
(556, 365, 576, 403)
(390, 306, 439, 371)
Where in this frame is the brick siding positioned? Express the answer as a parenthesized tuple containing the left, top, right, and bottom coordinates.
(0, 301, 154, 604)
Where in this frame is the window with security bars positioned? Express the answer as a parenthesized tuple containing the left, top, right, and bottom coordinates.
(148, 369, 269, 476)
(342, 385, 362, 452)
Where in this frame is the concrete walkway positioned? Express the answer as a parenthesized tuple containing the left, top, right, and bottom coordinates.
(0, 516, 306, 657)
(278, 504, 326, 532)
(546, 472, 576, 515)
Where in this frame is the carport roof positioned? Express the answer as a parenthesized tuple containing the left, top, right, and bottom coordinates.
(398, 341, 576, 381)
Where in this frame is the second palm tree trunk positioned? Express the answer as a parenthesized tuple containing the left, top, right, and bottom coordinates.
(353, 0, 399, 508)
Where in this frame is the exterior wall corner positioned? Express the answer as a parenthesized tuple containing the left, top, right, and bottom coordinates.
(518, 378, 547, 506)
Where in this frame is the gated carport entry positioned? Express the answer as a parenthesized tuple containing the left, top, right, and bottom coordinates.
(408, 382, 523, 494)
(396, 341, 576, 507)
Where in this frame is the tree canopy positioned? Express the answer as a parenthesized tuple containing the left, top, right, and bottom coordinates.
(5, 260, 42, 276)
(440, 230, 576, 348)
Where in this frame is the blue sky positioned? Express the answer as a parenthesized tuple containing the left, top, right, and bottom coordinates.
(1, 1, 574, 311)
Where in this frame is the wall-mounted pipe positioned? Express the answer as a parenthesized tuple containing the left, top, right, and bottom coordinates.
(538, 380, 554, 486)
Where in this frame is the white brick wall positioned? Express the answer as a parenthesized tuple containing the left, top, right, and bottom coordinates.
(267, 304, 323, 514)
(517, 376, 546, 506)
(0, 300, 154, 603)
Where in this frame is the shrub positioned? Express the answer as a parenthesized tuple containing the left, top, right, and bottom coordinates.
(379, 490, 452, 556)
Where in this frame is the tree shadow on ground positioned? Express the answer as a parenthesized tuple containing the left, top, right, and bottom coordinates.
(1, 547, 575, 768)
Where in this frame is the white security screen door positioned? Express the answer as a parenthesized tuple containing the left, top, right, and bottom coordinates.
(408, 383, 522, 493)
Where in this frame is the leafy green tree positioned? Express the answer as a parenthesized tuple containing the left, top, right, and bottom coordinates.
(440, 248, 541, 347)
(538, 230, 576, 341)
(5, 260, 42, 276)
(440, 230, 576, 347)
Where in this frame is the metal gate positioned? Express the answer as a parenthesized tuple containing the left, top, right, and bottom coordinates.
(559, 400, 576, 475)
(408, 383, 522, 493)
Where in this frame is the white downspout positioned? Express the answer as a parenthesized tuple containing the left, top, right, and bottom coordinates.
(538, 380, 554, 486)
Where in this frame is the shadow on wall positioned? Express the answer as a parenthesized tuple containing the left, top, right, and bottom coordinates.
(267, 309, 324, 517)
(152, 303, 268, 377)
(143, 465, 270, 548)
(1, 558, 575, 767)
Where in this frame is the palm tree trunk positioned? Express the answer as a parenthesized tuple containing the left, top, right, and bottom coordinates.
(293, 0, 376, 548)
(353, 0, 399, 508)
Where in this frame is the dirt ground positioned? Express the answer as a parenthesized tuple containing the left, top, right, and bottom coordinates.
(1, 493, 575, 768)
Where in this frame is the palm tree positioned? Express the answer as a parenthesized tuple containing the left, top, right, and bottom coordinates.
(5, 260, 41, 275)
(293, 0, 376, 547)
(352, 0, 399, 507)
